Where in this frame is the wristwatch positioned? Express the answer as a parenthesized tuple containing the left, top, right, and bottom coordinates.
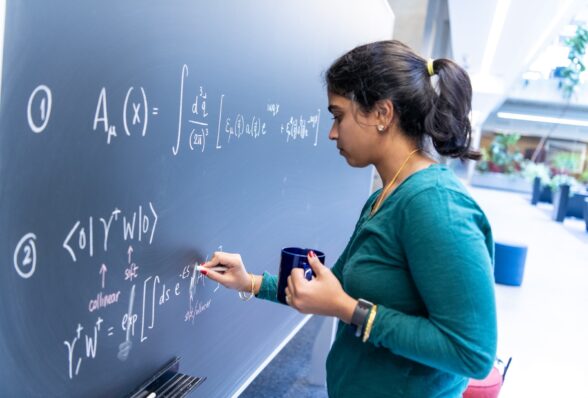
(351, 298, 373, 338)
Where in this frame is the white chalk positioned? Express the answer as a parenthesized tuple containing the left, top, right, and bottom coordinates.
(146, 393, 156, 398)
(196, 265, 229, 273)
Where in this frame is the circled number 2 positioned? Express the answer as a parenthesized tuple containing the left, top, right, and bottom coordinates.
(14, 233, 37, 279)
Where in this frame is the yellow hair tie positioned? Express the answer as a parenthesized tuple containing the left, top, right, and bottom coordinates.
(427, 58, 435, 76)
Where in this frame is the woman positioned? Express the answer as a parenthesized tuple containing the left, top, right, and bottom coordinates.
(201, 40, 497, 397)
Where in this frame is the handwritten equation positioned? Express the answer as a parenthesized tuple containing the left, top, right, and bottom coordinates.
(15, 62, 325, 383)
(61, 203, 158, 263)
(172, 64, 321, 154)
(63, 257, 217, 380)
(12, 201, 222, 380)
(27, 64, 322, 150)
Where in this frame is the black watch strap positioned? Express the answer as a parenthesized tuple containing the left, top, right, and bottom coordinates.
(351, 298, 373, 337)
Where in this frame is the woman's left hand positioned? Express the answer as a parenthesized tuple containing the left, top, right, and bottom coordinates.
(285, 251, 356, 323)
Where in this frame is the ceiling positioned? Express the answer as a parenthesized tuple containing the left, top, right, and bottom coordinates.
(386, 0, 429, 51)
(387, 0, 587, 136)
(484, 99, 588, 141)
(449, 0, 585, 128)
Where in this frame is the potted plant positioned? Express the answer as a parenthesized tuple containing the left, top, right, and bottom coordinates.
(472, 133, 528, 192)
(550, 174, 578, 222)
(579, 169, 588, 188)
(477, 133, 524, 174)
(522, 162, 552, 205)
(530, 25, 587, 164)
(558, 25, 588, 99)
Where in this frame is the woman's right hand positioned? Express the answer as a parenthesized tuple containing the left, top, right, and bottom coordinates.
(200, 251, 251, 292)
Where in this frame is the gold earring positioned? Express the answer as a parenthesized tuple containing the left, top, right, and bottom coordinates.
(377, 125, 385, 132)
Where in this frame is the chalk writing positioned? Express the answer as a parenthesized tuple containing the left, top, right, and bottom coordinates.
(94, 86, 157, 144)
(29, 67, 323, 152)
(170, 64, 320, 154)
(125, 262, 139, 281)
(184, 299, 211, 322)
(13, 232, 37, 279)
(140, 276, 155, 342)
(125, 247, 139, 282)
(184, 261, 214, 324)
(99, 263, 107, 288)
(118, 284, 136, 361)
(66, 267, 183, 378)
(281, 109, 321, 145)
(22, 62, 329, 383)
(123, 86, 149, 137)
(267, 103, 280, 116)
(64, 317, 104, 379)
(88, 291, 121, 312)
(225, 113, 267, 142)
(63, 203, 158, 262)
(172, 64, 189, 155)
(188, 86, 209, 152)
(183, 248, 222, 324)
(27, 85, 52, 134)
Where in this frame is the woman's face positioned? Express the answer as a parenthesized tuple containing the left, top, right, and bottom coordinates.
(327, 92, 382, 168)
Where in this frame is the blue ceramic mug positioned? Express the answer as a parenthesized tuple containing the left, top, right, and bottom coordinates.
(277, 247, 325, 305)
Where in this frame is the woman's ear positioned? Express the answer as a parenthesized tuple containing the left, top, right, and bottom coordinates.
(375, 99, 394, 131)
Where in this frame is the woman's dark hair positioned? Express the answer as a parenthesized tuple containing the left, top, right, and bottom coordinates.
(325, 40, 480, 161)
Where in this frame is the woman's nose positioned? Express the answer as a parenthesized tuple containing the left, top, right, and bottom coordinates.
(328, 125, 338, 141)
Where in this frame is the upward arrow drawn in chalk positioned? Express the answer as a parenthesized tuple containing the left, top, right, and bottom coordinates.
(99, 264, 108, 289)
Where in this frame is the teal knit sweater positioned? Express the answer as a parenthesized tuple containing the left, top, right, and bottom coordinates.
(257, 164, 497, 397)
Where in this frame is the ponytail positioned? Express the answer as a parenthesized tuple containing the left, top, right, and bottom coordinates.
(424, 59, 481, 160)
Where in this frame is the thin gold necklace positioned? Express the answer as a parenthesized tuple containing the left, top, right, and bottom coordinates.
(370, 148, 420, 216)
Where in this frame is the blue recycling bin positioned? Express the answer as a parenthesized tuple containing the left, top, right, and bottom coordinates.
(494, 242, 528, 286)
